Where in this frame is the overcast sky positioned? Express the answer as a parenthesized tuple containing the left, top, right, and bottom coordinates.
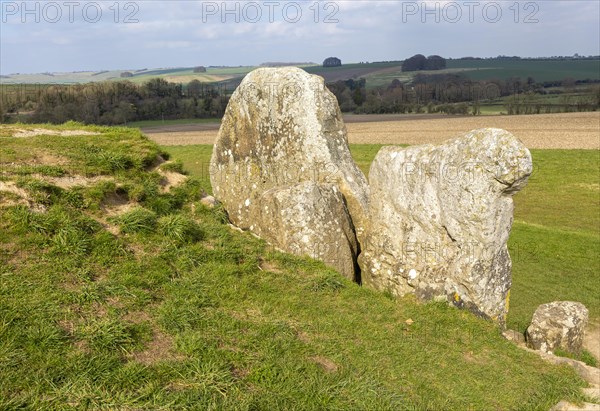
(1, 0, 599, 74)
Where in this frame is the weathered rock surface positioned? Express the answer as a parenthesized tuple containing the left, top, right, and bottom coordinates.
(526, 301, 589, 354)
(253, 182, 359, 281)
(582, 386, 600, 403)
(210, 67, 368, 279)
(200, 195, 218, 208)
(359, 128, 532, 325)
(551, 400, 600, 411)
(210, 67, 368, 240)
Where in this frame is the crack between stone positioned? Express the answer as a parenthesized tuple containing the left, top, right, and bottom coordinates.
(442, 225, 457, 243)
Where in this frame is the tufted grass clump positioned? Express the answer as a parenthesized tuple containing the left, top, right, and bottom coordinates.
(51, 226, 93, 255)
(158, 213, 203, 243)
(11, 164, 67, 177)
(160, 160, 186, 174)
(16, 177, 64, 206)
(111, 207, 157, 234)
(310, 270, 347, 292)
(75, 317, 144, 353)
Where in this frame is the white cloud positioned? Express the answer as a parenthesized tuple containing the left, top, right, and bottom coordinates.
(145, 41, 195, 49)
(1, 0, 598, 73)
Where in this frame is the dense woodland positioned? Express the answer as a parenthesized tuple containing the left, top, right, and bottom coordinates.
(326, 74, 599, 115)
(1, 71, 599, 125)
(0, 79, 229, 125)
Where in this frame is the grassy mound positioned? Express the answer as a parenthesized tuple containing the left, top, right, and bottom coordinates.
(0, 123, 590, 409)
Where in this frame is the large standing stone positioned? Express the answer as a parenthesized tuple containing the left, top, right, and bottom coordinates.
(526, 301, 589, 354)
(254, 182, 359, 281)
(359, 128, 532, 325)
(210, 67, 368, 279)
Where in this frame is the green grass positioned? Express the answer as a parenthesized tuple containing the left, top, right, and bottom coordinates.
(111, 207, 158, 234)
(349, 144, 387, 173)
(0, 122, 163, 175)
(478, 104, 506, 115)
(0, 126, 594, 409)
(507, 150, 600, 331)
(124, 118, 221, 129)
(447, 59, 600, 82)
(163, 145, 215, 192)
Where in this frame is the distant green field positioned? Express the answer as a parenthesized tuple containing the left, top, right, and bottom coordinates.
(127, 67, 260, 85)
(357, 60, 600, 89)
(0, 66, 260, 85)
(506, 150, 600, 330)
(125, 118, 221, 128)
(303, 60, 600, 89)
(0, 71, 123, 84)
(476, 88, 598, 115)
(447, 59, 600, 82)
(4, 59, 597, 86)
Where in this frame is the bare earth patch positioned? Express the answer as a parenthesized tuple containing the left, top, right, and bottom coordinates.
(158, 169, 188, 193)
(144, 112, 600, 149)
(129, 329, 185, 365)
(35, 151, 70, 166)
(0, 181, 45, 211)
(45, 175, 111, 189)
(311, 356, 339, 373)
(145, 130, 217, 146)
(9, 128, 102, 138)
(0, 181, 30, 200)
(123, 310, 184, 365)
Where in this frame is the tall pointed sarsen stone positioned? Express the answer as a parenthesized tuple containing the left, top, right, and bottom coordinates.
(210, 67, 368, 280)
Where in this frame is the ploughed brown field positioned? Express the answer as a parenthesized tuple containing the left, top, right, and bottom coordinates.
(143, 112, 600, 149)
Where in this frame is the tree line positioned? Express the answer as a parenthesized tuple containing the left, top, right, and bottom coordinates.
(0, 79, 230, 125)
(327, 74, 600, 115)
(1, 73, 598, 125)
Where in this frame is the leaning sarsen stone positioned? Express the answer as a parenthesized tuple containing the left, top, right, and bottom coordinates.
(359, 128, 532, 326)
(210, 67, 369, 242)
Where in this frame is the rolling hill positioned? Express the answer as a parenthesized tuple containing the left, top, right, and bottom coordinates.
(2, 59, 598, 89)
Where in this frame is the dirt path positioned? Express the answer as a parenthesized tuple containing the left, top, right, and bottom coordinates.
(143, 112, 600, 149)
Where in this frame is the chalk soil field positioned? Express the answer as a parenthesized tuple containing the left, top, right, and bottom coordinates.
(143, 112, 600, 149)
